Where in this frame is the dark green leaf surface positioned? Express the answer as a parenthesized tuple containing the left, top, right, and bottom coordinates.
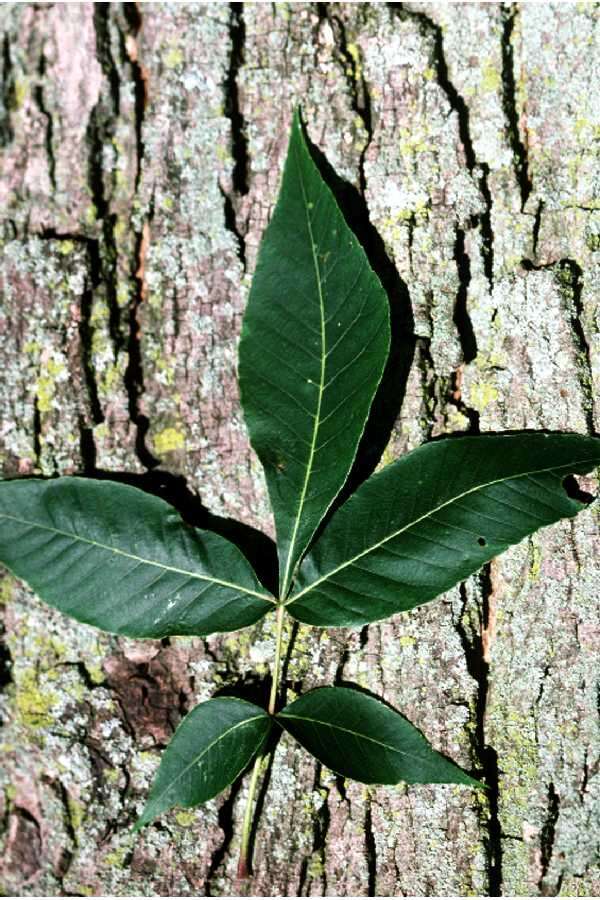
(278, 687, 477, 786)
(238, 109, 390, 598)
(135, 697, 271, 829)
(287, 433, 600, 627)
(0, 478, 273, 637)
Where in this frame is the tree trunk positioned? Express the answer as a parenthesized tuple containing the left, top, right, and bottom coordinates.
(0, 3, 598, 895)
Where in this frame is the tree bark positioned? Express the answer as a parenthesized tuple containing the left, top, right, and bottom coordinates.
(0, 3, 599, 895)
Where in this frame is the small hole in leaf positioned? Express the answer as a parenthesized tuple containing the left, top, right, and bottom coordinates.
(477, 537, 486, 546)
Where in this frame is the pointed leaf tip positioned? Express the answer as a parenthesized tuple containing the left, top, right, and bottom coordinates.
(238, 109, 391, 597)
(278, 686, 477, 788)
(138, 697, 272, 828)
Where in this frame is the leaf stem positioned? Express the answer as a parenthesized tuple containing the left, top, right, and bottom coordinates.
(237, 603, 287, 878)
(268, 603, 286, 715)
(236, 752, 264, 880)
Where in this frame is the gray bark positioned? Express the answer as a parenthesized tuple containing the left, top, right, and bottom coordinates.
(0, 2, 599, 895)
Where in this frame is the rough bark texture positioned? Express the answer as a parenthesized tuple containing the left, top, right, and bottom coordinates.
(0, 3, 599, 896)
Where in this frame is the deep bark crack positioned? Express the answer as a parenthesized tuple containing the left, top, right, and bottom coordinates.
(0, 33, 16, 146)
(33, 51, 56, 192)
(226, 3, 249, 197)
(453, 577, 503, 896)
(364, 796, 377, 897)
(500, 4, 532, 211)
(453, 225, 477, 365)
(220, 4, 249, 271)
(538, 782, 562, 896)
(203, 780, 244, 895)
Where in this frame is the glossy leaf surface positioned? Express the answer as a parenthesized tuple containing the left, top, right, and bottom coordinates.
(278, 687, 477, 786)
(238, 110, 390, 597)
(287, 433, 600, 627)
(136, 697, 271, 829)
(0, 478, 273, 637)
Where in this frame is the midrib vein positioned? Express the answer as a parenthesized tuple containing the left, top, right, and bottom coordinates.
(0, 512, 274, 603)
(287, 457, 596, 603)
(280, 151, 327, 597)
(279, 713, 417, 759)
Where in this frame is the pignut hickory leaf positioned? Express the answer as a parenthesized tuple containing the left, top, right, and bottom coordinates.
(278, 687, 478, 786)
(0, 478, 273, 637)
(287, 433, 600, 627)
(135, 697, 272, 829)
(238, 109, 390, 597)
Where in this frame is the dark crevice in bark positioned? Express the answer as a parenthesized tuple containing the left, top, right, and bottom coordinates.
(532, 198, 544, 258)
(453, 226, 477, 364)
(85, 114, 123, 359)
(203, 780, 244, 895)
(391, 4, 494, 287)
(221, 4, 248, 270)
(539, 782, 562, 896)
(58, 659, 106, 692)
(533, 660, 551, 743)
(453, 578, 503, 896)
(219, 183, 246, 270)
(0, 620, 13, 697)
(364, 797, 377, 897)
(86, 106, 109, 221)
(226, 3, 249, 196)
(0, 33, 16, 146)
(32, 394, 42, 466)
(451, 226, 480, 432)
(33, 52, 56, 191)
(88, 7, 126, 360)
(297, 763, 330, 897)
(79, 422, 97, 476)
(324, 8, 373, 197)
(557, 259, 595, 435)
(122, 2, 146, 191)
(579, 750, 589, 797)
(334, 649, 350, 684)
(110, 4, 156, 470)
(500, 4, 531, 212)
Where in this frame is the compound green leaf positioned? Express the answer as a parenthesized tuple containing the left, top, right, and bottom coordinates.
(278, 687, 478, 786)
(287, 433, 600, 627)
(238, 109, 390, 598)
(135, 697, 272, 829)
(0, 477, 274, 637)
